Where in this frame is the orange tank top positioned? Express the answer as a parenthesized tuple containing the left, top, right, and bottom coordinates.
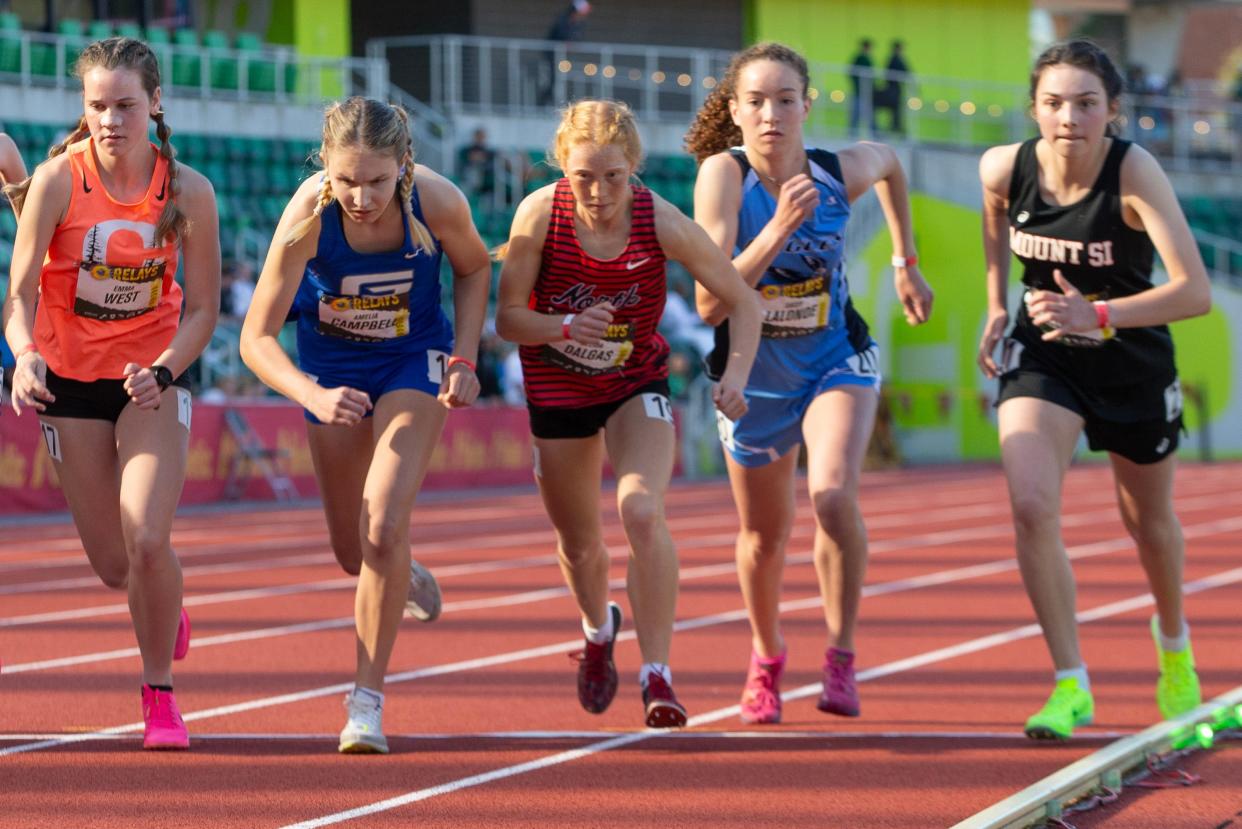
(34, 138, 181, 381)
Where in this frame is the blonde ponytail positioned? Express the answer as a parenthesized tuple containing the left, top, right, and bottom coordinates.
(283, 174, 333, 246)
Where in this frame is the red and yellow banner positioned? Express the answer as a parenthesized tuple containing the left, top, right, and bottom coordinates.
(0, 402, 536, 515)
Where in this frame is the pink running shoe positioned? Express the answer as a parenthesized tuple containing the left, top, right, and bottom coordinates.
(740, 650, 785, 725)
(817, 646, 860, 717)
(174, 608, 191, 661)
(142, 685, 189, 750)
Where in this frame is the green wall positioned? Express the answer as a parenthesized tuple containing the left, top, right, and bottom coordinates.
(749, 0, 1031, 142)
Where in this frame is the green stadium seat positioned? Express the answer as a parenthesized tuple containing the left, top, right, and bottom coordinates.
(115, 22, 142, 39)
(235, 31, 276, 93)
(0, 207, 17, 239)
(86, 20, 113, 41)
(143, 24, 170, 43)
(0, 13, 21, 75)
(171, 28, 201, 88)
(202, 29, 237, 91)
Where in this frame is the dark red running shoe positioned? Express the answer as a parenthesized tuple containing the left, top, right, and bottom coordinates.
(642, 672, 688, 728)
(569, 602, 622, 714)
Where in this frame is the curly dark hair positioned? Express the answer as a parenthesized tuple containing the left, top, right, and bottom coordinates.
(683, 42, 809, 163)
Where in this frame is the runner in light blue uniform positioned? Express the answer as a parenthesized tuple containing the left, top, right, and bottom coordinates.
(293, 184, 453, 423)
(687, 42, 933, 727)
(709, 147, 879, 466)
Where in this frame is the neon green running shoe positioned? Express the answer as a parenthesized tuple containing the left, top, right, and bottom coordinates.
(1151, 615, 1201, 719)
(1024, 677, 1094, 741)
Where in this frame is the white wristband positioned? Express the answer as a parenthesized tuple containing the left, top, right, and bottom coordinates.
(891, 254, 918, 268)
(561, 314, 575, 340)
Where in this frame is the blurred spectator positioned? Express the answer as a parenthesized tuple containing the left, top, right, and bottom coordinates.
(220, 260, 256, 321)
(849, 38, 877, 135)
(501, 347, 525, 406)
(475, 325, 505, 400)
(539, 0, 592, 106)
(459, 128, 497, 200)
(879, 40, 910, 136)
(659, 276, 713, 358)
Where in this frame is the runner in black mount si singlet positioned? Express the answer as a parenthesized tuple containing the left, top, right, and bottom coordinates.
(977, 39, 1211, 742)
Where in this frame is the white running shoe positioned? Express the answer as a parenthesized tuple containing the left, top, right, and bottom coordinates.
(339, 689, 388, 754)
(405, 558, 442, 622)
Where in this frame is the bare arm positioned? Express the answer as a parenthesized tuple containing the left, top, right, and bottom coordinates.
(1112, 146, 1211, 325)
(3, 157, 71, 414)
(416, 167, 492, 408)
(655, 196, 760, 419)
(977, 143, 1020, 378)
(239, 176, 371, 423)
(838, 141, 932, 325)
(0, 134, 29, 219)
(692, 151, 817, 325)
(495, 186, 618, 345)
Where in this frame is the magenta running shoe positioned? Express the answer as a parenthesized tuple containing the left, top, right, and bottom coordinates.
(174, 608, 191, 661)
(142, 685, 189, 750)
(740, 649, 786, 725)
(817, 646, 860, 717)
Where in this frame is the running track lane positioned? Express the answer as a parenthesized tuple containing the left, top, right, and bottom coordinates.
(1, 463, 1240, 828)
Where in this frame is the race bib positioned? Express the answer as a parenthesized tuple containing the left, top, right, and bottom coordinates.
(758, 275, 829, 339)
(74, 261, 165, 321)
(541, 322, 634, 376)
(317, 292, 411, 343)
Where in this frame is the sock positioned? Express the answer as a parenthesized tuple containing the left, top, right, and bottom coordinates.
(639, 662, 671, 689)
(1055, 666, 1090, 693)
(353, 686, 384, 708)
(1155, 615, 1191, 653)
(583, 608, 615, 645)
(143, 683, 173, 693)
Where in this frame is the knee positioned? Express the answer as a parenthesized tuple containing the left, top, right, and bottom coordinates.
(738, 526, 788, 562)
(1121, 508, 1180, 551)
(1009, 493, 1060, 539)
(558, 536, 604, 568)
(363, 513, 406, 562)
(125, 527, 171, 573)
(95, 559, 129, 590)
(618, 491, 664, 544)
(810, 486, 859, 538)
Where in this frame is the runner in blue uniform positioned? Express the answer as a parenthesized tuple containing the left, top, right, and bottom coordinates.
(240, 97, 490, 753)
(686, 42, 933, 724)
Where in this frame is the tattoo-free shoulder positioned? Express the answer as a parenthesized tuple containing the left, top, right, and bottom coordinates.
(979, 142, 1023, 196)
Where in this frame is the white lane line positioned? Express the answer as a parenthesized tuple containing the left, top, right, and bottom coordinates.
(0, 729, 1126, 743)
(4, 515, 1240, 761)
(5, 510, 1242, 677)
(4, 468, 1233, 574)
(277, 564, 1242, 829)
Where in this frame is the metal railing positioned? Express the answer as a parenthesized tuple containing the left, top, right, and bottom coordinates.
(369, 34, 1242, 172)
(0, 28, 388, 104)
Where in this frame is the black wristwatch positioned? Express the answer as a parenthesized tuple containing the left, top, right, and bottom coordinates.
(151, 365, 174, 392)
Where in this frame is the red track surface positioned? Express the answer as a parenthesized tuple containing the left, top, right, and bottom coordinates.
(2, 463, 1240, 828)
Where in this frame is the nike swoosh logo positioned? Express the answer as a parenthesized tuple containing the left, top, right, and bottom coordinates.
(155, 174, 167, 202)
(626, 258, 650, 270)
(81, 168, 91, 193)
(404, 252, 417, 259)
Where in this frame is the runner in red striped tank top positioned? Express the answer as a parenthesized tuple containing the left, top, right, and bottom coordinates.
(497, 100, 761, 727)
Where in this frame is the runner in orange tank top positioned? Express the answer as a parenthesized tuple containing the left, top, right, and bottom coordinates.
(2, 38, 221, 751)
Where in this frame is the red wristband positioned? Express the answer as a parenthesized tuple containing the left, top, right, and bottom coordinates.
(1093, 301, 1110, 329)
(17, 343, 38, 357)
(561, 313, 575, 340)
(447, 356, 475, 372)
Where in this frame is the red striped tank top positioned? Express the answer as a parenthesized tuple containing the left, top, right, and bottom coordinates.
(520, 178, 669, 409)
